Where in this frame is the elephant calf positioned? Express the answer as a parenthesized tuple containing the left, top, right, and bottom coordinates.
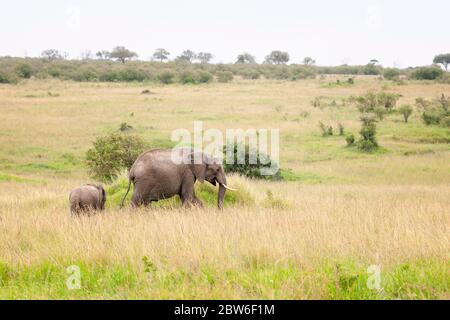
(69, 184, 106, 215)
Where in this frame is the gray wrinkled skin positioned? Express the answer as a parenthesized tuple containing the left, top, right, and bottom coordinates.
(69, 184, 106, 215)
(121, 148, 228, 209)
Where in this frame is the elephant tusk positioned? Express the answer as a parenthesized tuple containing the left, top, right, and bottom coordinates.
(220, 183, 237, 191)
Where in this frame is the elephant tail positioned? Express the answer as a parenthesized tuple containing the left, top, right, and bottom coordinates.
(120, 177, 132, 208)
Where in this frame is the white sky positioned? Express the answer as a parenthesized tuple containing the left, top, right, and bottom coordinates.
(0, 0, 448, 67)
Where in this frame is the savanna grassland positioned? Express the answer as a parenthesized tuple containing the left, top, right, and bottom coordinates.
(0, 76, 449, 299)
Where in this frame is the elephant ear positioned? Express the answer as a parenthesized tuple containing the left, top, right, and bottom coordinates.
(188, 152, 206, 183)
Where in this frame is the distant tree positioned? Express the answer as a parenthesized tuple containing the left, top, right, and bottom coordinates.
(80, 50, 93, 60)
(153, 48, 170, 62)
(433, 53, 450, 71)
(197, 52, 213, 64)
(41, 49, 64, 61)
(96, 50, 110, 60)
(177, 50, 196, 63)
(398, 105, 413, 123)
(109, 46, 137, 63)
(235, 53, 256, 64)
(264, 51, 290, 64)
(303, 57, 316, 66)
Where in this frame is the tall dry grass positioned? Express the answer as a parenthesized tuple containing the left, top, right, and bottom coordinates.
(1, 176, 448, 271)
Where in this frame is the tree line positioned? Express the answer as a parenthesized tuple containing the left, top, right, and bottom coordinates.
(0, 46, 448, 84)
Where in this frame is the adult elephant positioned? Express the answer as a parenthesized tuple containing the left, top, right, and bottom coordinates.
(120, 148, 236, 209)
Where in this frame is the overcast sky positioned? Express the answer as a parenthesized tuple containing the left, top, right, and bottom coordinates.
(0, 0, 448, 67)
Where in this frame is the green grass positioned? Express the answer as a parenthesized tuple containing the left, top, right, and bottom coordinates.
(0, 172, 42, 184)
(0, 259, 447, 299)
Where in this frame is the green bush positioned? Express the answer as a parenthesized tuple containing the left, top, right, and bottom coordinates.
(377, 92, 400, 112)
(318, 121, 333, 136)
(216, 71, 234, 83)
(15, 63, 33, 78)
(196, 70, 213, 83)
(223, 142, 281, 180)
(411, 66, 444, 80)
(338, 123, 344, 135)
(398, 105, 413, 123)
(119, 68, 146, 82)
(178, 70, 196, 84)
(420, 94, 450, 126)
(157, 70, 175, 84)
(345, 134, 355, 146)
(357, 116, 378, 152)
(422, 110, 443, 125)
(439, 116, 450, 127)
(0, 70, 18, 84)
(86, 133, 147, 182)
(239, 69, 260, 80)
(383, 68, 401, 80)
(73, 67, 98, 82)
(46, 67, 62, 78)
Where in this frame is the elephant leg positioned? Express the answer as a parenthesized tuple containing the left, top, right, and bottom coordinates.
(180, 173, 196, 207)
(131, 183, 148, 207)
(192, 193, 203, 208)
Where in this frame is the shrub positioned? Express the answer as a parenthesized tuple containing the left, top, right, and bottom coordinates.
(178, 70, 196, 84)
(415, 97, 431, 109)
(383, 68, 400, 80)
(422, 110, 442, 125)
(99, 69, 120, 82)
(216, 71, 234, 83)
(374, 106, 387, 120)
(338, 123, 344, 135)
(15, 63, 33, 78)
(196, 70, 213, 83)
(0, 70, 18, 84)
(240, 69, 260, 80)
(420, 94, 450, 126)
(46, 67, 61, 78)
(223, 142, 281, 180)
(398, 105, 413, 123)
(85, 133, 147, 182)
(73, 67, 98, 82)
(119, 68, 146, 82)
(157, 70, 175, 84)
(345, 134, 355, 146)
(318, 121, 333, 136)
(312, 97, 321, 108)
(439, 116, 450, 128)
(411, 66, 444, 80)
(357, 115, 378, 152)
(377, 92, 400, 112)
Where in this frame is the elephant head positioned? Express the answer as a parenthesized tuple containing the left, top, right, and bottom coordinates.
(188, 152, 236, 209)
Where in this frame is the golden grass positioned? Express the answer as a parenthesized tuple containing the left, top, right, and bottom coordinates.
(0, 78, 449, 298)
(1, 176, 448, 270)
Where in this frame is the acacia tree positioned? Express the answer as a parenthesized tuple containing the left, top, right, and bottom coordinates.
(197, 52, 213, 64)
(96, 50, 111, 60)
(153, 48, 170, 62)
(41, 49, 65, 60)
(264, 51, 290, 64)
(109, 46, 137, 63)
(303, 57, 316, 66)
(177, 50, 196, 63)
(235, 52, 256, 64)
(433, 53, 450, 71)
